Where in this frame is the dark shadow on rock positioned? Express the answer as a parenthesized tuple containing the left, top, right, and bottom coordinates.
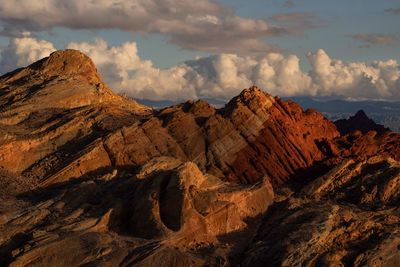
(158, 173, 183, 232)
(0, 232, 31, 266)
(215, 214, 265, 266)
(0, 167, 141, 264)
(120, 241, 162, 266)
(17, 167, 142, 226)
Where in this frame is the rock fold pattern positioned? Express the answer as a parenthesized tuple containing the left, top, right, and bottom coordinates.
(0, 50, 399, 266)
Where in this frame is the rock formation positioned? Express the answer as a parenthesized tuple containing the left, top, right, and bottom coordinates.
(0, 50, 150, 180)
(1, 157, 274, 266)
(0, 50, 399, 266)
(244, 156, 400, 266)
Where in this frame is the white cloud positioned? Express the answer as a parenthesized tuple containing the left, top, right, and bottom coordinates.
(307, 49, 400, 99)
(0, 34, 56, 73)
(0, 36, 399, 101)
(184, 52, 313, 99)
(67, 38, 198, 100)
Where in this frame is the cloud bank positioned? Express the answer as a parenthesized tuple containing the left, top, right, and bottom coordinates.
(0, 36, 399, 101)
(385, 8, 400, 15)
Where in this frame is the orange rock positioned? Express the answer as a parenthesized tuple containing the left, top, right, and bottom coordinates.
(1, 51, 399, 267)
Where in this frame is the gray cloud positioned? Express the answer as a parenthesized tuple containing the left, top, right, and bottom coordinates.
(0, 0, 291, 54)
(385, 8, 400, 15)
(358, 44, 371, 49)
(271, 12, 323, 34)
(283, 1, 295, 8)
(352, 33, 399, 46)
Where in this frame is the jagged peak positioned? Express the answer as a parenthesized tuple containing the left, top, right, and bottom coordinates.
(353, 109, 368, 119)
(224, 85, 276, 115)
(238, 86, 274, 104)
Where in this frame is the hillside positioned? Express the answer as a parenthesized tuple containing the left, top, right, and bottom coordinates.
(0, 50, 399, 267)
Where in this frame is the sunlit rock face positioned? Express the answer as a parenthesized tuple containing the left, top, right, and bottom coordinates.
(0, 50, 399, 266)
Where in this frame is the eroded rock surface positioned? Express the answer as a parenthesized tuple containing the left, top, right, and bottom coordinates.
(1, 50, 399, 266)
(243, 156, 400, 267)
(0, 50, 151, 185)
(0, 157, 274, 266)
(0, 53, 343, 187)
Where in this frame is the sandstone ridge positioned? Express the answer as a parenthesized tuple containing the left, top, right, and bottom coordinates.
(0, 51, 399, 266)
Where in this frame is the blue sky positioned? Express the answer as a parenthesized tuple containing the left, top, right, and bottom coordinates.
(0, 0, 399, 101)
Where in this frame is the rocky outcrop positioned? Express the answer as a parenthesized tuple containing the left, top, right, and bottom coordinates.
(0, 157, 274, 266)
(1, 73, 342, 188)
(333, 130, 400, 161)
(0, 50, 150, 176)
(1, 50, 400, 267)
(98, 86, 340, 186)
(243, 156, 400, 267)
(0, 49, 150, 120)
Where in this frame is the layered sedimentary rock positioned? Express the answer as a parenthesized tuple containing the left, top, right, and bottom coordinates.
(0, 157, 274, 266)
(243, 156, 400, 266)
(0, 49, 343, 188)
(1, 50, 400, 266)
(0, 50, 150, 182)
(99, 90, 340, 186)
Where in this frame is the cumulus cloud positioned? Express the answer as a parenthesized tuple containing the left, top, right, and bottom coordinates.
(79, 41, 400, 101)
(0, 0, 288, 54)
(0, 36, 399, 101)
(66, 39, 315, 100)
(0, 34, 55, 73)
(67, 38, 198, 100)
(184, 52, 313, 98)
(352, 33, 399, 46)
(307, 49, 400, 99)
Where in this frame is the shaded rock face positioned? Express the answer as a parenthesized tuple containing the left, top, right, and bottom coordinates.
(335, 109, 390, 135)
(0, 157, 274, 266)
(243, 156, 400, 267)
(0, 50, 400, 266)
(113, 157, 274, 242)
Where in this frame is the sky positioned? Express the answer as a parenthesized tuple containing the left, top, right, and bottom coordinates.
(0, 0, 399, 101)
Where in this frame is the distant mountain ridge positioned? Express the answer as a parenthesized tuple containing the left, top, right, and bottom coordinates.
(287, 96, 400, 132)
(335, 110, 390, 135)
